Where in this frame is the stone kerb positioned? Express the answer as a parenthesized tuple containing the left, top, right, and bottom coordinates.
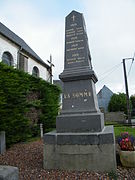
(0, 165, 19, 180)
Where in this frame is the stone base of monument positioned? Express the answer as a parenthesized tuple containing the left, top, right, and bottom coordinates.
(56, 112, 104, 133)
(43, 126, 116, 172)
(0, 165, 19, 180)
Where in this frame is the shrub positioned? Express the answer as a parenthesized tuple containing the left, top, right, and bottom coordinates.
(0, 63, 61, 146)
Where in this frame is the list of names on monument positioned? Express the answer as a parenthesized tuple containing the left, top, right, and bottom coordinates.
(65, 15, 86, 65)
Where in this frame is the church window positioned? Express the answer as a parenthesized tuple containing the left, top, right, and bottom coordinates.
(32, 66, 39, 77)
(2, 51, 13, 66)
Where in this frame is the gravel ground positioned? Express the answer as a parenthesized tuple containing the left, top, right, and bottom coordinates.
(0, 140, 135, 180)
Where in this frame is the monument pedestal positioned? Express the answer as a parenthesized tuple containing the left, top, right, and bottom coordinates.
(43, 126, 116, 172)
(56, 112, 104, 133)
(43, 10, 116, 172)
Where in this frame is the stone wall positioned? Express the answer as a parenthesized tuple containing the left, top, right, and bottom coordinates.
(104, 112, 126, 123)
(25, 91, 41, 124)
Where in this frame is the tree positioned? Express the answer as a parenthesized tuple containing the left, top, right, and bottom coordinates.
(108, 93, 127, 113)
(130, 95, 135, 109)
(130, 95, 135, 116)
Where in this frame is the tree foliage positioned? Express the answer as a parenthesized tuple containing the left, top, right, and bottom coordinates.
(108, 93, 127, 113)
(130, 95, 135, 116)
(130, 95, 135, 109)
(0, 63, 61, 146)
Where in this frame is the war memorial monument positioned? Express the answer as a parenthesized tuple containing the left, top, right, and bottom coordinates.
(43, 10, 116, 172)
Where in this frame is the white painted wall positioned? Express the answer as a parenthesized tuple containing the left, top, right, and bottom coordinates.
(28, 57, 50, 81)
(0, 34, 18, 67)
(0, 34, 50, 81)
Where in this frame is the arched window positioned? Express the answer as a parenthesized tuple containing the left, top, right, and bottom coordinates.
(2, 51, 13, 66)
(32, 66, 39, 77)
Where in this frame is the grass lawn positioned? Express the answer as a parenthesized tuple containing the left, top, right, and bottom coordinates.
(114, 126, 135, 137)
(105, 121, 135, 137)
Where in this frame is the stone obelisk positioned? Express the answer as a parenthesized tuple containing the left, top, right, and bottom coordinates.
(43, 10, 116, 172)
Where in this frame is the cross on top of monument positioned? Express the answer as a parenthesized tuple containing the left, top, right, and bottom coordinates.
(71, 14, 75, 21)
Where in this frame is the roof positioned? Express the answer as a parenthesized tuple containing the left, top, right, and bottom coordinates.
(53, 80, 63, 90)
(97, 85, 113, 97)
(0, 22, 50, 69)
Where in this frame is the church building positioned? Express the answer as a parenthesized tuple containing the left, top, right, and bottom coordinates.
(97, 85, 113, 112)
(0, 22, 51, 81)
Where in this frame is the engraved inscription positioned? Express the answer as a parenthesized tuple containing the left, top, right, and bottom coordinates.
(65, 16, 86, 65)
(64, 93, 71, 99)
(70, 23, 77, 27)
(63, 90, 91, 99)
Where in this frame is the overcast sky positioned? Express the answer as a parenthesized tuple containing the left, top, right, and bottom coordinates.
(0, 0, 135, 95)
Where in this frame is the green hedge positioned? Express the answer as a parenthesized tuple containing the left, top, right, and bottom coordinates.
(0, 63, 61, 146)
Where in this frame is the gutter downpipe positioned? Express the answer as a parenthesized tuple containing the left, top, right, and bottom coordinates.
(17, 46, 22, 69)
